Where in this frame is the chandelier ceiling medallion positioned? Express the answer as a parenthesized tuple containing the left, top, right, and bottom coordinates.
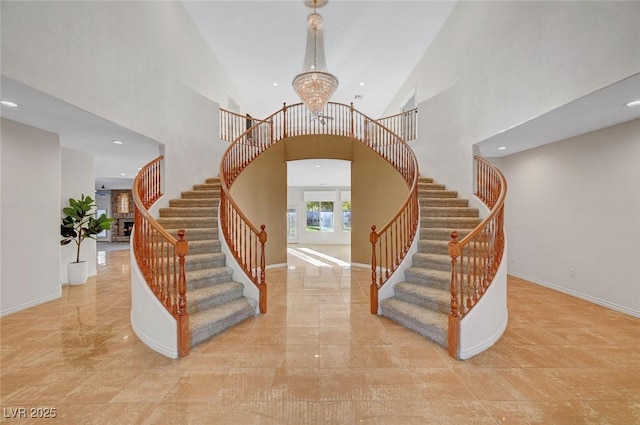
(292, 0, 339, 118)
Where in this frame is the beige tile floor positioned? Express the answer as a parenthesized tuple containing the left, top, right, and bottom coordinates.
(1, 244, 639, 424)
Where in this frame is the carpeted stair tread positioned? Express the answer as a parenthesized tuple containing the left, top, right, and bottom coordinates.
(156, 217, 217, 229)
(185, 252, 226, 271)
(421, 216, 482, 229)
(421, 206, 479, 217)
(420, 227, 472, 240)
(185, 266, 233, 290)
(181, 190, 220, 199)
(412, 253, 451, 271)
(193, 184, 221, 191)
(190, 297, 257, 347)
(404, 267, 451, 290)
(159, 206, 218, 217)
(186, 239, 221, 254)
(418, 190, 458, 198)
(152, 176, 257, 350)
(420, 198, 469, 207)
(417, 240, 451, 255)
(380, 175, 483, 352)
(187, 281, 245, 314)
(169, 198, 218, 207)
(394, 282, 450, 314)
(166, 227, 218, 241)
(379, 298, 447, 348)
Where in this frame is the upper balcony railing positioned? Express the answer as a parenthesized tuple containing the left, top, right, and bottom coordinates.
(376, 108, 418, 142)
(447, 156, 507, 358)
(220, 103, 419, 315)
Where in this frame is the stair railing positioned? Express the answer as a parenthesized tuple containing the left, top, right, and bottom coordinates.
(375, 108, 418, 142)
(132, 156, 190, 357)
(220, 108, 271, 143)
(366, 119, 419, 314)
(447, 156, 507, 358)
(219, 102, 419, 316)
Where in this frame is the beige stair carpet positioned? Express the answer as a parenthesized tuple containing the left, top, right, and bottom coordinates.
(156, 177, 256, 348)
(379, 176, 480, 349)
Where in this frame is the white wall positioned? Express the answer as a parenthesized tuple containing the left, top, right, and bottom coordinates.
(1, 119, 61, 315)
(501, 119, 640, 316)
(60, 148, 97, 283)
(387, 1, 640, 201)
(1, 1, 245, 201)
(287, 187, 351, 245)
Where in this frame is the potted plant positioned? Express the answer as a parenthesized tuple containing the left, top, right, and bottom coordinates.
(60, 194, 114, 285)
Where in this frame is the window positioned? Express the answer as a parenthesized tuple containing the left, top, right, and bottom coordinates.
(306, 201, 334, 232)
(117, 193, 129, 214)
(342, 201, 351, 232)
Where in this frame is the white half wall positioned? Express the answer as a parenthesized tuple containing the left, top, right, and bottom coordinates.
(1, 119, 61, 315)
(60, 148, 96, 283)
(501, 119, 640, 317)
(129, 235, 178, 359)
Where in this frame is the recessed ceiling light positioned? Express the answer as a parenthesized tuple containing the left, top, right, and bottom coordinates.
(0, 100, 18, 107)
(498, 146, 507, 150)
(359, 82, 365, 86)
(120, 173, 126, 176)
(315, 165, 321, 168)
(273, 82, 278, 87)
(626, 100, 640, 107)
(112, 140, 123, 144)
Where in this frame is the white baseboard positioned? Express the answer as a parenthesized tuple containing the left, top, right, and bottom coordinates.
(0, 291, 61, 317)
(130, 311, 178, 359)
(351, 262, 370, 269)
(510, 272, 640, 319)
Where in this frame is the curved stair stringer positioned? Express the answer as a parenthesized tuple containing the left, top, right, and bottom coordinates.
(457, 198, 508, 360)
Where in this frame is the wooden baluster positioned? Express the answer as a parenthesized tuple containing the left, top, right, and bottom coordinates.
(350, 102, 354, 138)
(370, 225, 379, 314)
(176, 229, 190, 357)
(448, 231, 461, 359)
(258, 225, 267, 314)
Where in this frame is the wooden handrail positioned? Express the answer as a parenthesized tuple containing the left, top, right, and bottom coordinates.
(447, 156, 507, 358)
(132, 156, 190, 358)
(219, 102, 420, 317)
(376, 108, 418, 142)
(366, 118, 419, 314)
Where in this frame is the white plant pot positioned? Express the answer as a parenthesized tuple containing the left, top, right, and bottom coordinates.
(68, 261, 88, 285)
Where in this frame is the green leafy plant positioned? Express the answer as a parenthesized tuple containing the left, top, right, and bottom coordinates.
(61, 194, 115, 263)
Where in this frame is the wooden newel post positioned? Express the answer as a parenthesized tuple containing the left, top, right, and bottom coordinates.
(447, 231, 460, 359)
(258, 224, 268, 314)
(176, 229, 190, 358)
(370, 225, 379, 314)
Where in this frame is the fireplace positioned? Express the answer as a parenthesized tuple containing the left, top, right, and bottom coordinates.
(124, 221, 134, 237)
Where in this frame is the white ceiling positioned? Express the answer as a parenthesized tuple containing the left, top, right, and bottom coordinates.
(182, 0, 457, 119)
(1, 1, 638, 188)
(1, 77, 161, 190)
(477, 73, 640, 158)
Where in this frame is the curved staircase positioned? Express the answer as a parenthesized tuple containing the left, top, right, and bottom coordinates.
(380, 176, 480, 348)
(156, 177, 256, 348)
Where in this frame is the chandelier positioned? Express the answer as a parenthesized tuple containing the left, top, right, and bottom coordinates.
(292, 0, 338, 118)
